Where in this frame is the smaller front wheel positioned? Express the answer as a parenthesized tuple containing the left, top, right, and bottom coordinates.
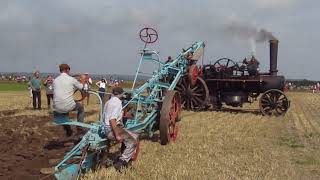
(259, 89, 290, 116)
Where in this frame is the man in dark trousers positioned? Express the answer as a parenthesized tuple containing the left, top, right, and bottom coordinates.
(29, 71, 42, 110)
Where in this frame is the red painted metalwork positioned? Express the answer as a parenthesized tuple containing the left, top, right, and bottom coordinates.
(188, 64, 199, 86)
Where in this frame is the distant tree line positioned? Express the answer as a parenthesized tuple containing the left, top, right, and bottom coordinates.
(287, 79, 319, 87)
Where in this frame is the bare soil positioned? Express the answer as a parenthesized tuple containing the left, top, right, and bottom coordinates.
(0, 110, 79, 180)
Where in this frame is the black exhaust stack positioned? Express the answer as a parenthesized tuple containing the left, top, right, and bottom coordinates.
(269, 39, 278, 76)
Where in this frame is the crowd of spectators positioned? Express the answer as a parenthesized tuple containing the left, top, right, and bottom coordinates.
(0, 72, 125, 110)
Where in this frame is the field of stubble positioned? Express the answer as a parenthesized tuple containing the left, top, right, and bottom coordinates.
(0, 91, 319, 180)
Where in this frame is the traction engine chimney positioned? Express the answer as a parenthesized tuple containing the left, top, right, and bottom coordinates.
(269, 39, 278, 76)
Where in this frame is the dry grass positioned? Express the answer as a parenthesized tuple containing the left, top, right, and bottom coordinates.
(0, 91, 320, 179)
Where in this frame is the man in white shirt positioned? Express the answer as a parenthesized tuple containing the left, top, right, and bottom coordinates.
(53, 64, 88, 136)
(103, 87, 139, 171)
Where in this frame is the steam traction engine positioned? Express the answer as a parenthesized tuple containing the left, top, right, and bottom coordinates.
(201, 40, 290, 116)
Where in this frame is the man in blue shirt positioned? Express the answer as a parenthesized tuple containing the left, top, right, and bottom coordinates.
(29, 71, 42, 110)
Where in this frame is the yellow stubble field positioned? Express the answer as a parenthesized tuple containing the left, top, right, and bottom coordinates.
(0, 91, 319, 180)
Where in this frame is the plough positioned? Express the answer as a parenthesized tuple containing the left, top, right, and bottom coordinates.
(51, 27, 206, 179)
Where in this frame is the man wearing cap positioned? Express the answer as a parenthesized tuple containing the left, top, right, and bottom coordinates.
(29, 71, 42, 110)
(103, 87, 139, 171)
(53, 64, 88, 136)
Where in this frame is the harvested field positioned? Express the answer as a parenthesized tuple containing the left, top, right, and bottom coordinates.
(0, 91, 319, 180)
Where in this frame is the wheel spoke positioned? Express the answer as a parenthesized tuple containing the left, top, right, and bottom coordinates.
(182, 78, 187, 87)
(194, 87, 204, 93)
(278, 97, 287, 102)
(191, 86, 199, 92)
(263, 107, 272, 115)
(261, 103, 270, 107)
(181, 100, 186, 107)
(276, 105, 285, 113)
(193, 98, 200, 108)
(175, 86, 182, 92)
(261, 98, 270, 103)
(266, 94, 273, 102)
(186, 99, 191, 109)
(193, 93, 203, 97)
(263, 106, 271, 111)
(277, 103, 288, 112)
(272, 94, 278, 103)
(176, 83, 185, 92)
(193, 96, 203, 104)
(275, 106, 285, 115)
(190, 99, 194, 109)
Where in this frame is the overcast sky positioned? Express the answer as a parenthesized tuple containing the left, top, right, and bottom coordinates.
(0, 0, 318, 79)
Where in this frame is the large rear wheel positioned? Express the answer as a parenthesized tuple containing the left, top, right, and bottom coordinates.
(159, 90, 181, 145)
(175, 76, 209, 111)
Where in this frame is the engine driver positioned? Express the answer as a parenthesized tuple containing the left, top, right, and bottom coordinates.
(244, 56, 260, 76)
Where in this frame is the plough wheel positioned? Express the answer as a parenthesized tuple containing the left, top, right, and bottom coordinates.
(175, 76, 209, 111)
(259, 89, 290, 116)
(160, 90, 181, 145)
